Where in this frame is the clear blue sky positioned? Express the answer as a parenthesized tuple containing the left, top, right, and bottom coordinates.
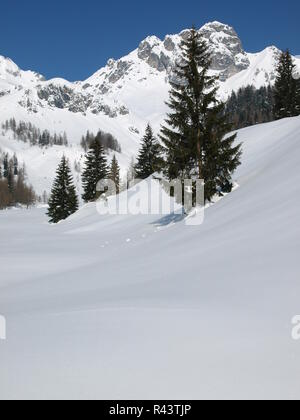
(1, 0, 299, 81)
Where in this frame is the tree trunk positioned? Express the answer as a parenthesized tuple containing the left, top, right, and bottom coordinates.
(197, 128, 202, 179)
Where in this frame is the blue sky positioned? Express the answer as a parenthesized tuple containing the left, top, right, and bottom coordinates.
(0, 0, 299, 81)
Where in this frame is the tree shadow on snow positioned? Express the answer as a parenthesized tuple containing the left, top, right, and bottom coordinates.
(151, 212, 186, 227)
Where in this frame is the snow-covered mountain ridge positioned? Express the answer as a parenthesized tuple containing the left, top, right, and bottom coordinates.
(0, 21, 299, 195)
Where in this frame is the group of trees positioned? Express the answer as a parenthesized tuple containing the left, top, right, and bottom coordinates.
(0, 152, 36, 210)
(1, 118, 68, 147)
(273, 50, 300, 120)
(223, 50, 300, 130)
(225, 85, 275, 129)
(47, 147, 121, 223)
(80, 130, 121, 153)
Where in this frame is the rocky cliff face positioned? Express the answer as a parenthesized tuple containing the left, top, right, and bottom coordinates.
(199, 22, 250, 79)
(135, 22, 251, 79)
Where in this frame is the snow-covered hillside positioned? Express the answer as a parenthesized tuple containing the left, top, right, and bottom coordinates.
(1, 21, 300, 196)
(0, 116, 300, 399)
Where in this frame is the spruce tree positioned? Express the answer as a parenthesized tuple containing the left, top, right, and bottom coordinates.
(47, 156, 79, 224)
(82, 139, 108, 202)
(160, 27, 242, 202)
(109, 155, 121, 194)
(135, 124, 163, 179)
(273, 50, 298, 119)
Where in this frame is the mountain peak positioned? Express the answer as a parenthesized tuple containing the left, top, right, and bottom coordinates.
(0, 55, 21, 79)
(201, 21, 235, 31)
(0, 55, 45, 88)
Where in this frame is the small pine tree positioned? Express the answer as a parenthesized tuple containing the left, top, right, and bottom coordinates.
(135, 124, 163, 179)
(109, 155, 121, 194)
(160, 27, 242, 202)
(82, 139, 108, 202)
(47, 156, 79, 224)
(273, 50, 298, 120)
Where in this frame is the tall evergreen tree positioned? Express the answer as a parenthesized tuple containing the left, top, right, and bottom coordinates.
(135, 124, 163, 179)
(82, 139, 108, 202)
(109, 155, 121, 194)
(47, 156, 79, 224)
(273, 50, 298, 120)
(160, 27, 242, 202)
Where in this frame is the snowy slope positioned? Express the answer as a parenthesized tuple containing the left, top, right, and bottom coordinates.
(1, 22, 300, 196)
(0, 116, 300, 399)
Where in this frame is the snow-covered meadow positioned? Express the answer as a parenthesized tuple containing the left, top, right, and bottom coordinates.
(0, 117, 300, 399)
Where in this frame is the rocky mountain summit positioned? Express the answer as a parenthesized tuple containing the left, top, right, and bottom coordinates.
(86, 21, 254, 98)
(200, 22, 250, 78)
(135, 21, 250, 79)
